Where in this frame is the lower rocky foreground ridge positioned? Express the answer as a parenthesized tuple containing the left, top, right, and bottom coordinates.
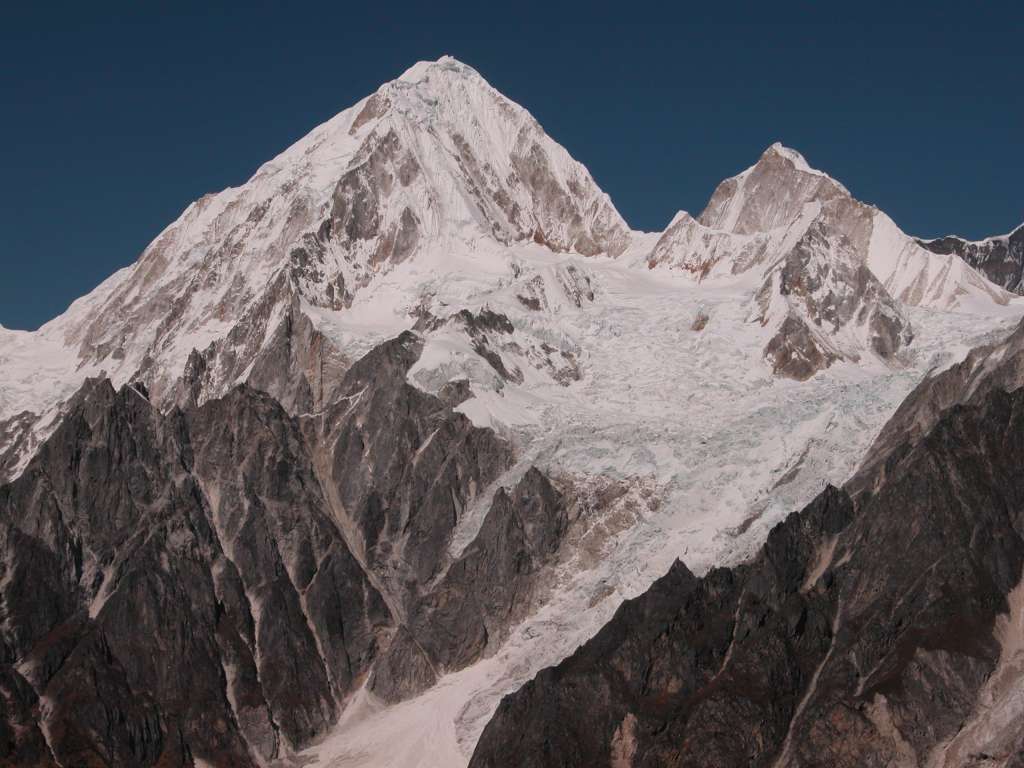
(470, 326, 1024, 767)
(0, 333, 575, 766)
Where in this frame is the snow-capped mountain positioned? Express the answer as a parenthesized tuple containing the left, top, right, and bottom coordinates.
(2, 57, 1024, 768)
(0, 64, 1011, 461)
(645, 143, 1011, 379)
(0, 56, 627, 412)
(0, 56, 632, 481)
(689, 143, 1009, 314)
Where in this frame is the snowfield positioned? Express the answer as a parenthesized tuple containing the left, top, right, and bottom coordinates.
(299, 237, 1024, 767)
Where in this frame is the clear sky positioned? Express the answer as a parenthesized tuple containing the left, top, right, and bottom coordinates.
(2, 1, 1021, 330)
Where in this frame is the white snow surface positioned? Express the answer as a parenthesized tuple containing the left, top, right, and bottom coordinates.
(2, 56, 1023, 768)
(0, 55, 628, 427)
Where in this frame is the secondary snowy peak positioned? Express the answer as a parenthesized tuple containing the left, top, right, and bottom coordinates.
(698, 142, 851, 235)
(687, 143, 1010, 312)
(645, 144, 1015, 379)
(647, 144, 865, 281)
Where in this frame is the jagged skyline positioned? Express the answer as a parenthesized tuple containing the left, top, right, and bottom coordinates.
(2, 1, 1021, 330)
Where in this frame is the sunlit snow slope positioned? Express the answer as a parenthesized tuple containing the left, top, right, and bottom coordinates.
(0, 56, 629, 479)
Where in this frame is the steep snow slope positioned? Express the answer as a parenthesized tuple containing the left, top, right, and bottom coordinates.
(0, 56, 630, 480)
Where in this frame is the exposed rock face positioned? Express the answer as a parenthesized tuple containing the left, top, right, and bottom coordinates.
(437, 377, 473, 408)
(303, 331, 572, 703)
(186, 387, 394, 743)
(699, 143, 851, 235)
(0, 377, 393, 765)
(0, 411, 37, 486)
(850, 314, 1024, 497)
(763, 313, 840, 381)
(756, 217, 912, 380)
(407, 304, 584, 402)
(646, 210, 771, 277)
(243, 293, 350, 413)
(0, 330, 574, 765)
(918, 223, 1024, 294)
(0, 665, 54, 765)
(371, 468, 569, 701)
(508, 140, 629, 257)
(307, 331, 514, 595)
(1, 380, 251, 766)
(470, 381, 1024, 766)
(326, 128, 423, 267)
(167, 279, 351, 414)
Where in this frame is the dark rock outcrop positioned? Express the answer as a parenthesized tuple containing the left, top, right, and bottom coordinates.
(756, 217, 912, 381)
(308, 331, 513, 596)
(470, 382, 1024, 766)
(438, 377, 473, 408)
(304, 331, 576, 704)
(371, 468, 569, 701)
(185, 386, 394, 748)
(0, 666, 55, 766)
(0, 376, 394, 765)
(0, 331, 549, 766)
(168, 278, 350, 415)
(918, 223, 1024, 294)
(849, 315, 1024, 498)
(0, 410, 37, 487)
(0, 380, 255, 766)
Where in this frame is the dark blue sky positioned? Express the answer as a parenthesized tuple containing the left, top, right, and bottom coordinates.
(2, 1, 1021, 330)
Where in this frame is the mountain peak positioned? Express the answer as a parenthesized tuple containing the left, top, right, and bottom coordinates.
(760, 142, 816, 174)
(698, 143, 850, 235)
(396, 55, 477, 84)
(749, 142, 845, 190)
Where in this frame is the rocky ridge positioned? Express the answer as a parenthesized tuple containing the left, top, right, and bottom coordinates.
(470, 318, 1024, 767)
(918, 224, 1024, 295)
(0, 333, 573, 766)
